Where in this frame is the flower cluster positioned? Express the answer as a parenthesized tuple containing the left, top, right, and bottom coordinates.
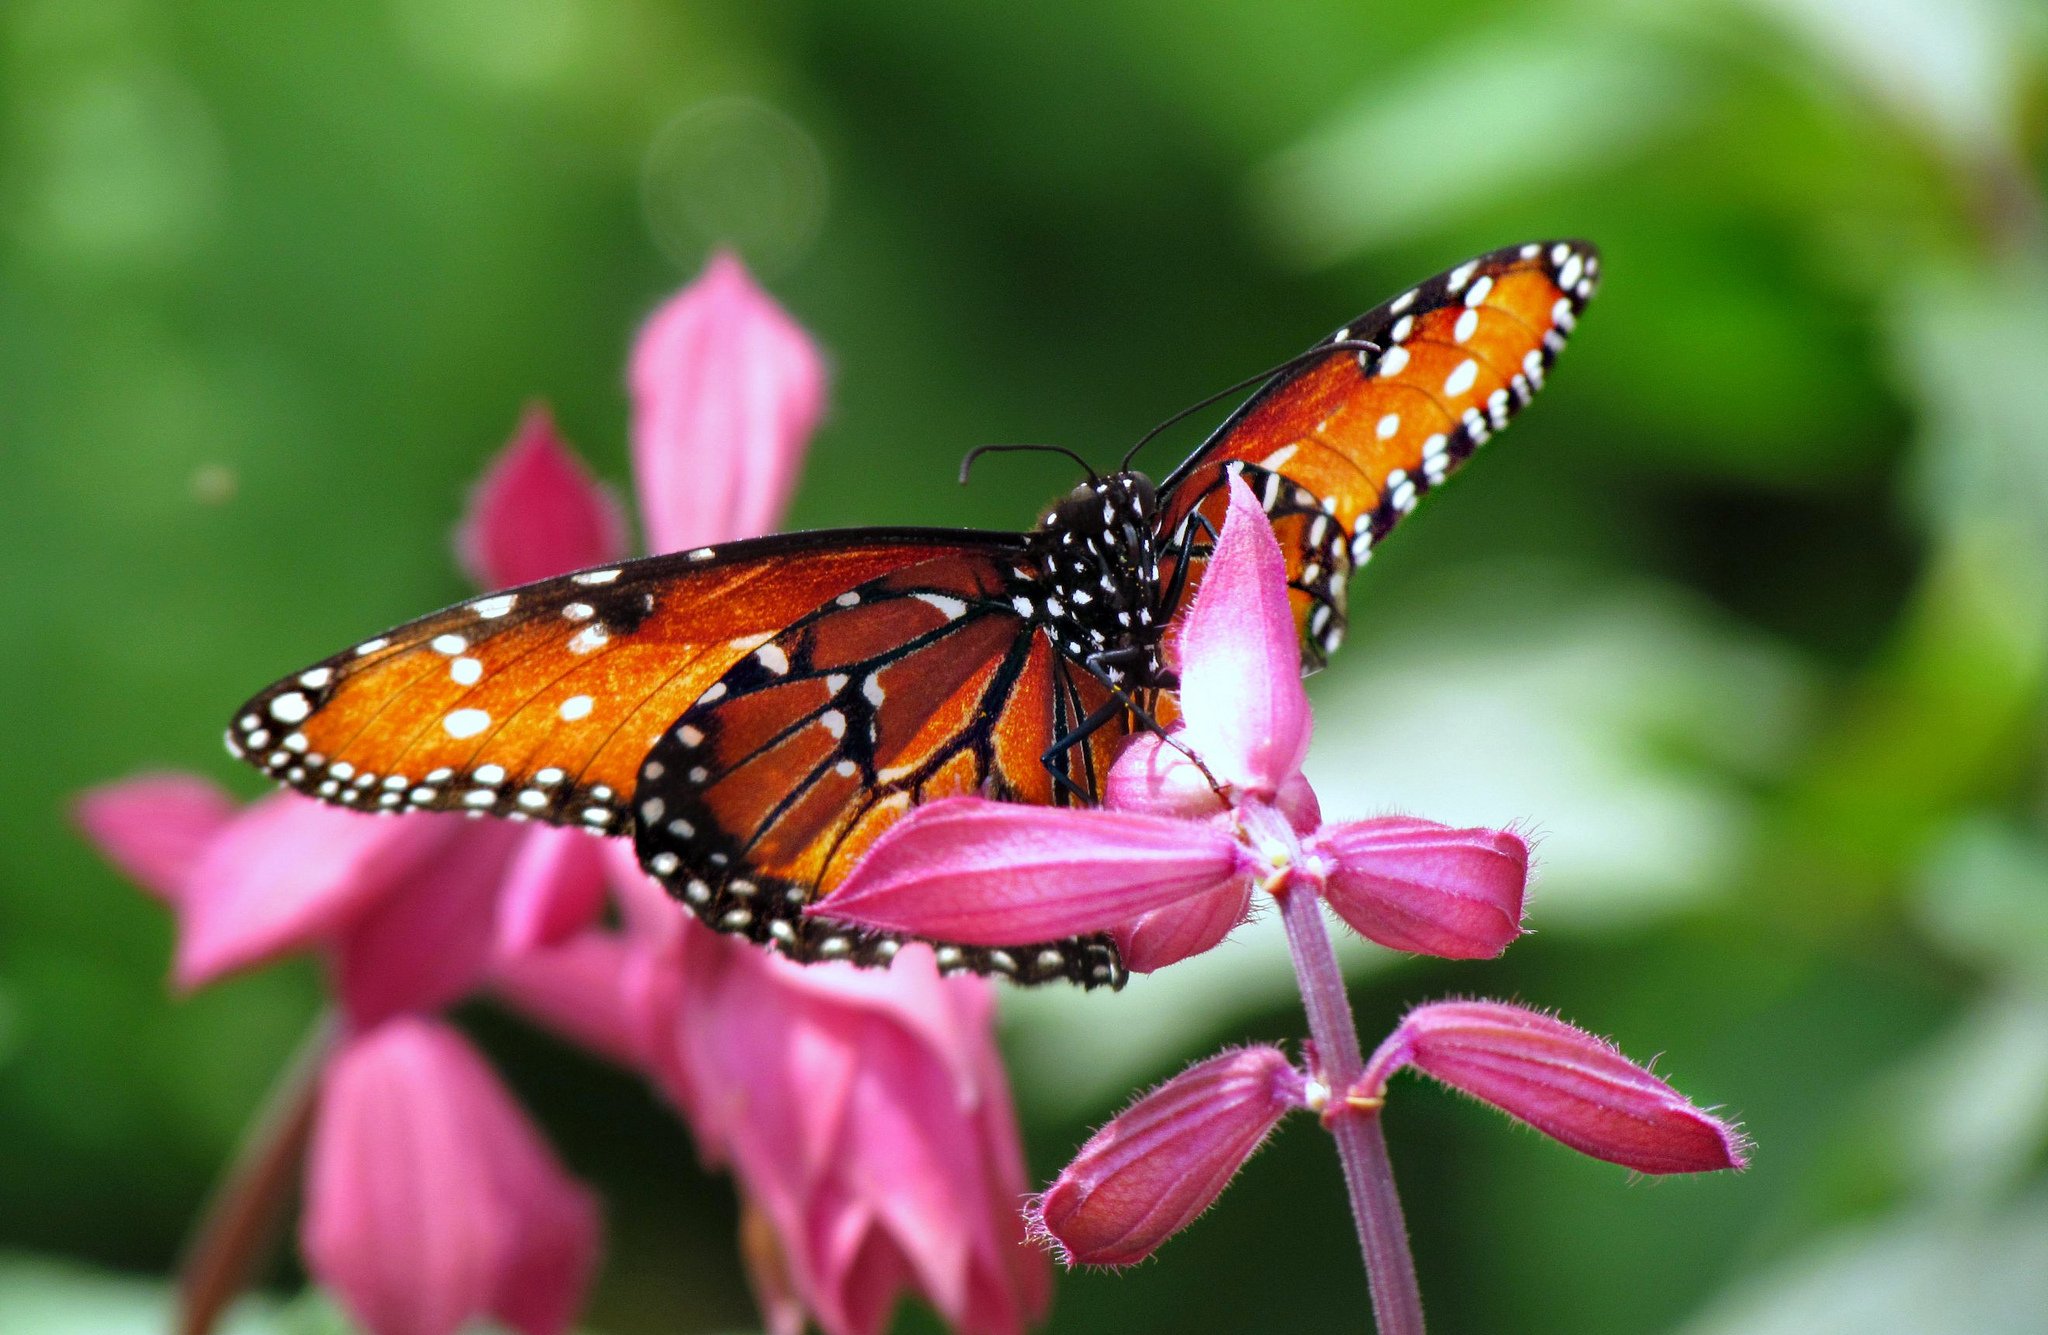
(77, 255, 1044, 1335)
(813, 477, 1746, 1323)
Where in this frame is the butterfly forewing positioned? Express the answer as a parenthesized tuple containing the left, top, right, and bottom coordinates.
(631, 550, 1127, 986)
(228, 535, 1028, 831)
(1157, 240, 1599, 665)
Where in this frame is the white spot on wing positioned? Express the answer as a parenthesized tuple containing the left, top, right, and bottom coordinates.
(558, 695, 593, 721)
(269, 692, 311, 724)
(1444, 359, 1479, 397)
(471, 594, 516, 619)
(443, 708, 491, 738)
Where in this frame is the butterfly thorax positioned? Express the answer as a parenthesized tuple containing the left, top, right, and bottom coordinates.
(1030, 471, 1164, 687)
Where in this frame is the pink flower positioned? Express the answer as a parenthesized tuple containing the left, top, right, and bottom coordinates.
(1357, 1001, 1749, 1175)
(485, 256, 1045, 1335)
(807, 472, 1743, 1283)
(812, 475, 1529, 969)
(74, 253, 838, 1335)
(456, 404, 630, 590)
(1028, 1047, 1305, 1267)
(305, 1018, 601, 1335)
(75, 778, 519, 1025)
(499, 850, 1052, 1335)
(630, 249, 825, 553)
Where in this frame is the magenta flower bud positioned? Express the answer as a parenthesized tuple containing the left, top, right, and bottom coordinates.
(630, 250, 825, 554)
(1362, 1001, 1749, 1175)
(1313, 816, 1528, 959)
(304, 1019, 601, 1335)
(1173, 477, 1314, 800)
(456, 404, 629, 589)
(812, 797, 1247, 945)
(1029, 1046, 1306, 1267)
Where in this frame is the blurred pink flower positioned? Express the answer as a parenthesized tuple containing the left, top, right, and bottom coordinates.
(75, 778, 521, 1026)
(1357, 1001, 1750, 1175)
(1027, 1047, 1305, 1267)
(456, 404, 630, 591)
(630, 249, 825, 554)
(489, 255, 1047, 1335)
(76, 253, 848, 1335)
(305, 1018, 600, 1335)
(500, 846, 1052, 1335)
(812, 474, 1529, 970)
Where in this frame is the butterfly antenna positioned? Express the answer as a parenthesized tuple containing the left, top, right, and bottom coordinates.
(1118, 339, 1380, 473)
(959, 443, 1101, 487)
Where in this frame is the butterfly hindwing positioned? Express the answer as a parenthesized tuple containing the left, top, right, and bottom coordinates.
(1157, 239, 1599, 666)
(631, 549, 1128, 986)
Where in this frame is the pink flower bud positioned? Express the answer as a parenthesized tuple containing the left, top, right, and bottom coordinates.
(1362, 1001, 1748, 1175)
(1029, 1046, 1306, 1267)
(456, 405, 629, 589)
(1313, 817, 1527, 959)
(1172, 478, 1313, 800)
(304, 1019, 601, 1335)
(630, 252, 824, 554)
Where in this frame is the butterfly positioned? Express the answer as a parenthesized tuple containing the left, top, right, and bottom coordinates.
(227, 240, 1598, 987)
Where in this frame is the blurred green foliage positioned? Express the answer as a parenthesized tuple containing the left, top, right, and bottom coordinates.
(4, 0, 2046, 1331)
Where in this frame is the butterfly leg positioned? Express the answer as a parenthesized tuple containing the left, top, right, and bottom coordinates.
(1041, 697, 1128, 804)
(1078, 648, 1225, 796)
(1154, 510, 1221, 647)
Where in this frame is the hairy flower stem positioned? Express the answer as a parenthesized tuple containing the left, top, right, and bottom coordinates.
(178, 1011, 336, 1335)
(1276, 879, 1425, 1335)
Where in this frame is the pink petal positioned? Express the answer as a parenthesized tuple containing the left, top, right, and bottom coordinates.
(810, 797, 1246, 946)
(474, 1062, 606, 1335)
(494, 827, 611, 956)
(1174, 476, 1312, 798)
(176, 796, 452, 990)
(1362, 1001, 1750, 1175)
(455, 404, 629, 590)
(1314, 816, 1527, 959)
(304, 1020, 601, 1335)
(629, 252, 825, 553)
(334, 822, 527, 1027)
(73, 772, 239, 905)
(1029, 1046, 1306, 1267)
(1106, 731, 1321, 832)
(675, 942, 1043, 1335)
(1113, 877, 1253, 973)
(490, 931, 645, 1068)
(1102, 732, 1227, 821)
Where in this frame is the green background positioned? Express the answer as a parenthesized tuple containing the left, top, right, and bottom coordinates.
(6, 0, 2048, 1331)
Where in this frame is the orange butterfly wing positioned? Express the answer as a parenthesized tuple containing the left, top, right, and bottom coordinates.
(228, 531, 1129, 985)
(1157, 239, 1598, 665)
(230, 534, 1034, 831)
(630, 549, 1127, 985)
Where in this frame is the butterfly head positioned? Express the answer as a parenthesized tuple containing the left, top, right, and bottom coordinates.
(1033, 471, 1164, 680)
